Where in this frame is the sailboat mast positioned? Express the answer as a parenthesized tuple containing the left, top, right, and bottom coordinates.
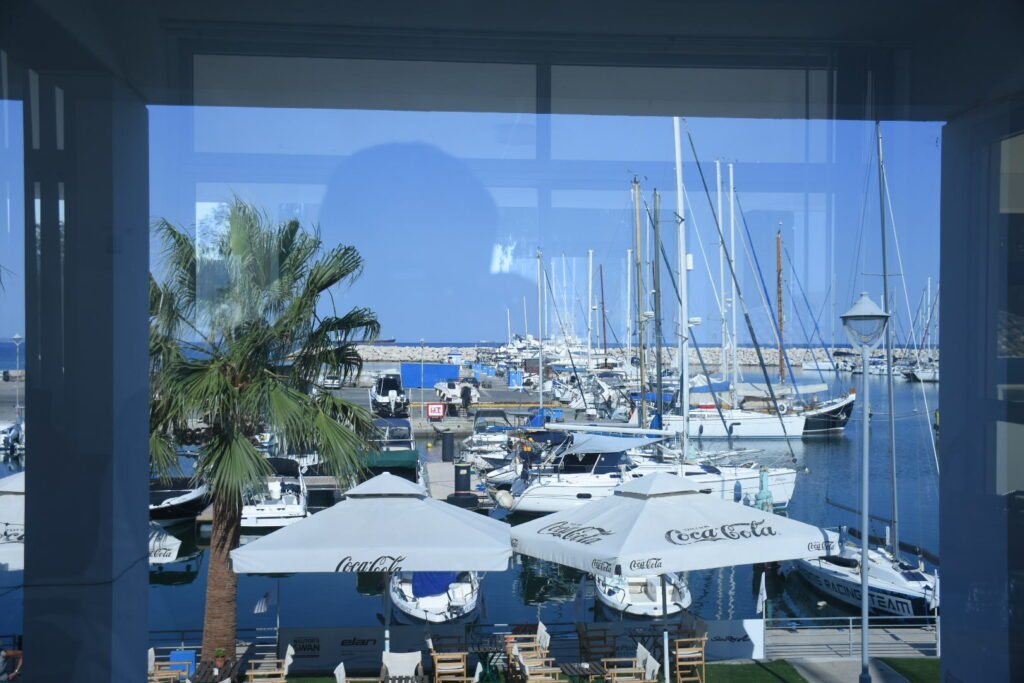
(653, 190, 665, 418)
(587, 248, 594, 370)
(729, 162, 739, 389)
(522, 295, 529, 338)
(600, 264, 609, 365)
(507, 307, 512, 345)
(633, 178, 648, 427)
(716, 160, 726, 382)
(537, 250, 544, 414)
(777, 230, 785, 382)
(673, 117, 690, 430)
(626, 248, 633, 362)
(877, 121, 900, 558)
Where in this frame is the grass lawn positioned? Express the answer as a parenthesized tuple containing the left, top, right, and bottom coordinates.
(879, 658, 941, 683)
(703, 661, 808, 682)
(287, 662, 812, 683)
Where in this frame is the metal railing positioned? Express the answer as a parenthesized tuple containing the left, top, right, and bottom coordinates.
(763, 615, 939, 659)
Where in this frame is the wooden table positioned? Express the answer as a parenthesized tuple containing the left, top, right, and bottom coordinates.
(560, 661, 607, 683)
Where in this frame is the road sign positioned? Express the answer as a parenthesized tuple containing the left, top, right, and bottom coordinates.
(426, 403, 446, 419)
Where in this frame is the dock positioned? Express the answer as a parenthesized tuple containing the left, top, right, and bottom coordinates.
(422, 459, 494, 510)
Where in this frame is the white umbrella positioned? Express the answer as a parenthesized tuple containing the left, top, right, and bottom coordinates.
(511, 472, 837, 678)
(231, 472, 512, 649)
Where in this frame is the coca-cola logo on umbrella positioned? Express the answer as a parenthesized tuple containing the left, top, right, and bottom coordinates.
(538, 521, 613, 545)
(334, 555, 406, 572)
(665, 520, 777, 546)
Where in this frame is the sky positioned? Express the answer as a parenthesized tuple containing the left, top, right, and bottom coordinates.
(0, 102, 943, 347)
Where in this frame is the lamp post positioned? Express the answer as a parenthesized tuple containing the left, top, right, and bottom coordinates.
(420, 338, 426, 419)
(840, 293, 889, 683)
(12, 333, 23, 420)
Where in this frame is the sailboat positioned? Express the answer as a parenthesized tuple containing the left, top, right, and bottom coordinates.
(793, 123, 939, 617)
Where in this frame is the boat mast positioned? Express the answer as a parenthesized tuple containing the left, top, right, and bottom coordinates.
(507, 307, 512, 345)
(877, 121, 900, 559)
(729, 162, 739, 391)
(716, 160, 727, 388)
(653, 190, 665, 419)
(587, 248, 594, 370)
(673, 117, 690, 432)
(626, 248, 633, 364)
(633, 178, 648, 427)
(777, 230, 785, 382)
(562, 253, 570, 342)
(522, 295, 529, 338)
(537, 250, 544, 415)
(600, 264, 609, 365)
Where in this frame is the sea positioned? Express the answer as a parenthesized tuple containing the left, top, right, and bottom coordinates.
(0, 358, 940, 643)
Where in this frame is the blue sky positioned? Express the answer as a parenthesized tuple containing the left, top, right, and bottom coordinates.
(1, 104, 942, 347)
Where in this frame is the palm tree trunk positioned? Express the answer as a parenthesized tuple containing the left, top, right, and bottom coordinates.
(202, 493, 242, 660)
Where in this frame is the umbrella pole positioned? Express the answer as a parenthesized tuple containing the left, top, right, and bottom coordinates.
(661, 575, 671, 683)
(385, 571, 392, 652)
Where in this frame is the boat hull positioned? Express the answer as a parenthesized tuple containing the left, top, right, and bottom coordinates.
(801, 393, 856, 436)
(664, 410, 806, 439)
(794, 557, 934, 617)
(594, 573, 692, 617)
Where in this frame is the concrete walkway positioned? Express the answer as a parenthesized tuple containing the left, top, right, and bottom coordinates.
(789, 657, 910, 682)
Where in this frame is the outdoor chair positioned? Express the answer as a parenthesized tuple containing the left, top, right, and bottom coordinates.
(431, 651, 468, 683)
(248, 643, 294, 682)
(602, 643, 651, 681)
(336, 661, 386, 683)
(148, 661, 183, 682)
(381, 650, 425, 679)
(575, 624, 617, 662)
(513, 648, 560, 683)
(506, 622, 550, 665)
(673, 636, 707, 683)
(168, 649, 197, 679)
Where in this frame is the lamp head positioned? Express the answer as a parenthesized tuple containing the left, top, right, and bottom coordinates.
(840, 292, 889, 348)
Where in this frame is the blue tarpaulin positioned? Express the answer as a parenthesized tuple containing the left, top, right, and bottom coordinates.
(401, 363, 460, 389)
(411, 571, 458, 597)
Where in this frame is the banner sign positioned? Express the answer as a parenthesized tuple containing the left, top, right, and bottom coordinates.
(704, 619, 765, 661)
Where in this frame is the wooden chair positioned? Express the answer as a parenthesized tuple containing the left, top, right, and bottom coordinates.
(148, 662, 183, 682)
(602, 643, 649, 681)
(432, 651, 469, 683)
(513, 648, 560, 683)
(673, 636, 707, 683)
(576, 624, 617, 662)
(248, 643, 293, 683)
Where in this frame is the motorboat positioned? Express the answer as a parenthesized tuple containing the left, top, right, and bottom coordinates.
(595, 573, 692, 617)
(0, 423, 24, 453)
(149, 478, 209, 523)
(389, 571, 480, 623)
(793, 536, 938, 617)
(240, 457, 309, 529)
(370, 373, 410, 418)
(495, 433, 796, 515)
(366, 418, 423, 484)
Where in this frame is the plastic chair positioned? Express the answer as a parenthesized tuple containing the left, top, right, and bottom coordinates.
(169, 649, 197, 678)
(381, 650, 424, 678)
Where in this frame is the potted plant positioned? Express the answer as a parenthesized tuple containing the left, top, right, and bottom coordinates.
(214, 648, 227, 669)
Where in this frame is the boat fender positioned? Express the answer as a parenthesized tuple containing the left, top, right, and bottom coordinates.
(777, 402, 789, 415)
(495, 490, 515, 509)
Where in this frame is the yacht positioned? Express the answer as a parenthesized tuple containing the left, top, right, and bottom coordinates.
(149, 478, 209, 524)
(595, 573, 692, 617)
(793, 533, 938, 617)
(494, 435, 796, 515)
(240, 457, 309, 529)
(369, 373, 410, 418)
(389, 571, 480, 623)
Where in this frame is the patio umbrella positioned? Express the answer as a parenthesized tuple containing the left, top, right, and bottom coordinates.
(510, 472, 837, 678)
(231, 472, 512, 649)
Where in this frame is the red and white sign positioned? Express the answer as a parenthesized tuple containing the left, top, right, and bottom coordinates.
(426, 403, 446, 419)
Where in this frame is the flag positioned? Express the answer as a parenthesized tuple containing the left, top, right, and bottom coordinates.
(253, 584, 278, 614)
(756, 571, 768, 615)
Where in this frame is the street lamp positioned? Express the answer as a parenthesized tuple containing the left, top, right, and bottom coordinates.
(12, 334, 23, 420)
(840, 293, 889, 683)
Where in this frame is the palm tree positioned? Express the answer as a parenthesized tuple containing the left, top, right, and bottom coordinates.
(149, 199, 379, 658)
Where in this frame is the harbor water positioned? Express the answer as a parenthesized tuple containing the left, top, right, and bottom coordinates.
(0, 367, 939, 637)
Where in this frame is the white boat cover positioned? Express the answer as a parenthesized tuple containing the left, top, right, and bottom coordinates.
(231, 472, 511, 574)
(510, 472, 837, 577)
(561, 433, 664, 456)
(734, 382, 830, 399)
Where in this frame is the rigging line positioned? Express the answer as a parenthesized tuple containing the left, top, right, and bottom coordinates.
(784, 246, 840, 376)
(879, 156, 940, 475)
(543, 265, 589, 412)
(733, 192, 804, 398)
(783, 276, 825, 383)
(846, 145, 876, 307)
(680, 184, 726, 323)
(683, 119, 798, 460)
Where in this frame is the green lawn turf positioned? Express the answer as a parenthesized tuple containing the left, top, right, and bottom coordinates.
(879, 658, 941, 683)
(287, 661, 811, 683)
